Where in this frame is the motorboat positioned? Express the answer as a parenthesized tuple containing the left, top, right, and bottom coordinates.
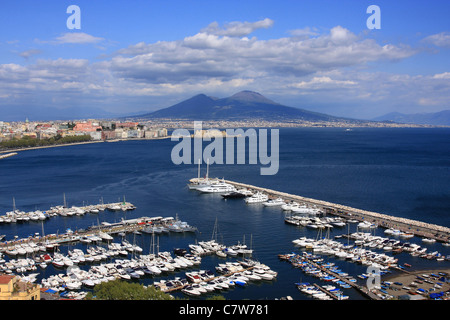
(291, 205, 322, 215)
(221, 191, 247, 199)
(224, 247, 238, 256)
(182, 285, 202, 296)
(422, 238, 436, 244)
(399, 232, 414, 239)
(245, 192, 269, 204)
(263, 198, 285, 207)
(199, 182, 236, 193)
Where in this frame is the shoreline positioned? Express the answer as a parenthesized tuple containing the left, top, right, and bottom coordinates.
(0, 137, 171, 154)
(0, 140, 104, 154)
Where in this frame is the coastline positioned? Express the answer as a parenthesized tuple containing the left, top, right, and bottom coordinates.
(0, 136, 171, 154)
(0, 140, 105, 154)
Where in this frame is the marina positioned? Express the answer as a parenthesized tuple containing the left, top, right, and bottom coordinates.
(215, 179, 450, 244)
(187, 175, 450, 299)
(0, 127, 449, 300)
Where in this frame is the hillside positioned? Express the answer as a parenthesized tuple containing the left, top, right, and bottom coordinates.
(373, 110, 450, 126)
(139, 90, 350, 122)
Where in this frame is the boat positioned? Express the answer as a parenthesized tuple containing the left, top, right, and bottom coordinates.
(399, 232, 414, 239)
(98, 232, 113, 241)
(357, 221, 377, 229)
(245, 192, 268, 204)
(224, 247, 238, 256)
(291, 205, 322, 215)
(221, 191, 247, 199)
(216, 250, 227, 258)
(263, 198, 285, 207)
(182, 285, 202, 296)
(199, 182, 236, 193)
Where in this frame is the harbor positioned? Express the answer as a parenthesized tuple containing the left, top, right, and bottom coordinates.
(211, 179, 450, 244)
(0, 127, 449, 301)
(187, 176, 450, 300)
(0, 214, 196, 253)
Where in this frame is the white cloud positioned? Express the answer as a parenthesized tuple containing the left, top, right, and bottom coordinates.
(2, 20, 448, 118)
(54, 32, 104, 44)
(433, 72, 450, 79)
(423, 32, 450, 47)
(291, 76, 356, 89)
(108, 25, 414, 86)
(19, 49, 42, 59)
(289, 27, 319, 38)
(201, 18, 274, 37)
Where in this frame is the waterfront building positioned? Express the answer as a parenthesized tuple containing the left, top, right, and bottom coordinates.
(0, 274, 40, 300)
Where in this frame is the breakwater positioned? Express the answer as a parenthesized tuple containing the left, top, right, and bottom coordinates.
(221, 179, 450, 243)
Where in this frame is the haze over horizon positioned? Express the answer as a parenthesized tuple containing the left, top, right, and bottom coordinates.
(1, 0, 450, 121)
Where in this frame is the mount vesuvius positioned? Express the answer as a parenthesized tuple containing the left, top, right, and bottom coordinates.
(136, 91, 351, 122)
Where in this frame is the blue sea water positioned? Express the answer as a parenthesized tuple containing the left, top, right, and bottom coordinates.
(0, 127, 449, 300)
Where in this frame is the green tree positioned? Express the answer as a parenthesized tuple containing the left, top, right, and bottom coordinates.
(86, 280, 175, 300)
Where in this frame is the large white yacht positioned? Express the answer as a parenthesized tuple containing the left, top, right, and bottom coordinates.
(245, 192, 269, 204)
(199, 181, 236, 193)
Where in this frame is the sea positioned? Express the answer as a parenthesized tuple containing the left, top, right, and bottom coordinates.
(0, 127, 449, 301)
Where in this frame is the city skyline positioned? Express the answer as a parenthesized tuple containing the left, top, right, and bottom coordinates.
(1, 0, 449, 121)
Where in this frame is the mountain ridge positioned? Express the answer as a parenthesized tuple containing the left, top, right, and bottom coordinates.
(373, 110, 450, 126)
(137, 90, 353, 122)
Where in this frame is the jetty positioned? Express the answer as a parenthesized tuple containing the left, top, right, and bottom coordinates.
(0, 152, 17, 160)
(211, 179, 450, 243)
(0, 215, 194, 253)
(0, 200, 136, 224)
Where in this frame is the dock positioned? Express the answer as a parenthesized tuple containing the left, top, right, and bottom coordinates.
(216, 179, 450, 243)
(0, 152, 17, 160)
(281, 253, 381, 300)
(0, 200, 136, 224)
(0, 215, 186, 253)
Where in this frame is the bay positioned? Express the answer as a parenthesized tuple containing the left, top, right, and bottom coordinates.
(0, 127, 449, 300)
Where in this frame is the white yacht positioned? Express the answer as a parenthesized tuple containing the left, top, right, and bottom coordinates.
(245, 192, 269, 204)
(291, 204, 322, 215)
(263, 198, 285, 207)
(199, 182, 236, 193)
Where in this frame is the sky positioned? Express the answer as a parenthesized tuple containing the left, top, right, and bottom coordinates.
(1, 0, 450, 120)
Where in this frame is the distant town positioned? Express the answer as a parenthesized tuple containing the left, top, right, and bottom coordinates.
(0, 119, 169, 151)
(0, 116, 436, 152)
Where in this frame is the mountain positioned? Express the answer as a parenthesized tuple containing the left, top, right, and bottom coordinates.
(138, 90, 349, 122)
(373, 110, 450, 126)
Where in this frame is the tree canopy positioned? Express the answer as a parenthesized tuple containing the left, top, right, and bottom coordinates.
(86, 280, 175, 300)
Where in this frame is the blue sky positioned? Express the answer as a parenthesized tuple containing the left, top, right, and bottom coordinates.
(1, 0, 450, 120)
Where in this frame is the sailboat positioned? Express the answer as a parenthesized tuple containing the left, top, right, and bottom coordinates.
(187, 159, 220, 191)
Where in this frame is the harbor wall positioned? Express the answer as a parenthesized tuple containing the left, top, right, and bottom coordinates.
(223, 180, 450, 243)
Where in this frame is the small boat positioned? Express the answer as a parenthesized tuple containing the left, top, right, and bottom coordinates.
(182, 285, 202, 296)
(399, 233, 414, 239)
(216, 250, 227, 258)
(224, 247, 238, 256)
